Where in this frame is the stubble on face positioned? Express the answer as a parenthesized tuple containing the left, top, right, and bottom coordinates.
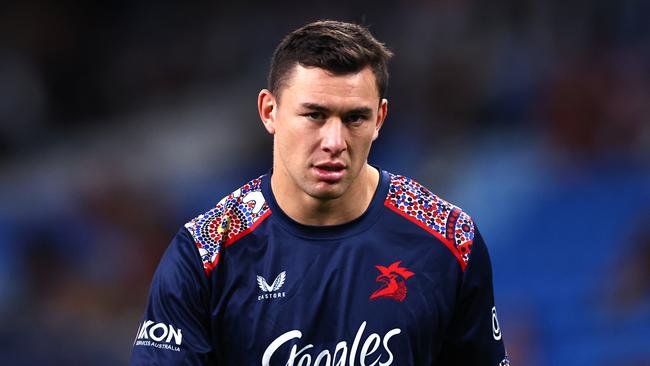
(269, 65, 385, 223)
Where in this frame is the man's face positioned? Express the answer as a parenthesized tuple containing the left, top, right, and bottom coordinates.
(259, 65, 387, 201)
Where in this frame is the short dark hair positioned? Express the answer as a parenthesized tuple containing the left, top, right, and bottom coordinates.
(268, 20, 393, 100)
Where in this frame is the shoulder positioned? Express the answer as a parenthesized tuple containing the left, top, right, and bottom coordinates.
(383, 172, 476, 271)
(184, 176, 271, 275)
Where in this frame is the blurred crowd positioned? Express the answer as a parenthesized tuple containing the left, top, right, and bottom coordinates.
(0, 0, 648, 364)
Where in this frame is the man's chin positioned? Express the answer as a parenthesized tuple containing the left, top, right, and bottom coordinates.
(305, 182, 348, 201)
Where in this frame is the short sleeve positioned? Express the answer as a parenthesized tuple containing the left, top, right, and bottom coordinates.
(437, 228, 510, 365)
(130, 228, 215, 365)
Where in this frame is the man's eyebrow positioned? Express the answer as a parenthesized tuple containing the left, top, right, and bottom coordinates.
(299, 103, 373, 115)
(299, 103, 331, 112)
(345, 107, 373, 115)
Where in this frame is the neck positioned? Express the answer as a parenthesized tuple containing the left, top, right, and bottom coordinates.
(271, 164, 380, 226)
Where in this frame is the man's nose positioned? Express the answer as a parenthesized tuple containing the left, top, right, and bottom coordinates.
(321, 118, 346, 155)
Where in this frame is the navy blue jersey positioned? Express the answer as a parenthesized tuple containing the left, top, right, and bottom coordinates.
(130, 170, 509, 365)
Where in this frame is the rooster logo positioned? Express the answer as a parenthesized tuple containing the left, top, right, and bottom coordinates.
(369, 261, 415, 302)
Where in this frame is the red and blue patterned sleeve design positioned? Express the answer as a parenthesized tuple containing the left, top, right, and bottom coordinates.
(184, 176, 271, 276)
(383, 173, 475, 271)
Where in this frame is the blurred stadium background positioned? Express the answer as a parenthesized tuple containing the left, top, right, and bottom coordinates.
(1, 0, 649, 364)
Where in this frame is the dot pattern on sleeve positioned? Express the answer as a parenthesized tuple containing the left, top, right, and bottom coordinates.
(383, 173, 475, 270)
(185, 177, 271, 276)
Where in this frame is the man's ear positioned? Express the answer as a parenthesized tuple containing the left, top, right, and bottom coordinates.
(258, 89, 277, 135)
(372, 98, 388, 141)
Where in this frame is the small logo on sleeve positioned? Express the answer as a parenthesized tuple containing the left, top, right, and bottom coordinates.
(369, 261, 415, 302)
(133, 320, 182, 352)
(257, 271, 287, 301)
(492, 306, 502, 340)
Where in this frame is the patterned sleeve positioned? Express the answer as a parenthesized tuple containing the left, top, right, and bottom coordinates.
(130, 228, 215, 365)
(437, 228, 510, 365)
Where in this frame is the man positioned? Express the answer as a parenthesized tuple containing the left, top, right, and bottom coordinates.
(131, 20, 509, 365)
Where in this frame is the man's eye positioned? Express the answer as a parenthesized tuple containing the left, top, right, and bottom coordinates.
(304, 112, 324, 120)
(345, 115, 367, 124)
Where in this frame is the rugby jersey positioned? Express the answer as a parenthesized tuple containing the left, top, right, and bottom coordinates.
(130, 169, 509, 365)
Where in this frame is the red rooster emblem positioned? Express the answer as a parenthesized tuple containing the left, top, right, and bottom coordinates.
(369, 261, 415, 302)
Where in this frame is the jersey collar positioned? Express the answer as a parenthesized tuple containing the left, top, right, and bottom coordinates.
(261, 166, 389, 240)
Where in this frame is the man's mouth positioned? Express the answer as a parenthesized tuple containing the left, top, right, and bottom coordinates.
(312, 163, 346, 182)
(316, 164, 344, 171)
